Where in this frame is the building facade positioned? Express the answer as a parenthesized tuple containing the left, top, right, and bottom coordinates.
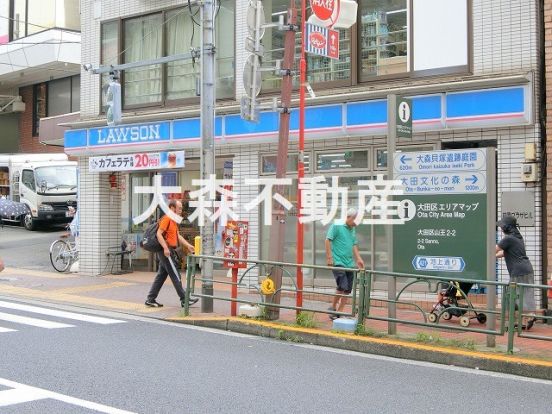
(0, 0, 81, 153)
(68, 1, 545, 307)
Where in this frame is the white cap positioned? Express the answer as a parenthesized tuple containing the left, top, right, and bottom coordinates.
(346, 207, 358, 217)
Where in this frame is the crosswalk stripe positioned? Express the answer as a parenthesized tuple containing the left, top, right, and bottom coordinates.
(0, 301, 125, 325)
(0, 388, 46, 407)
(0, 326, 17, 333)
(0, 312, 74, 329)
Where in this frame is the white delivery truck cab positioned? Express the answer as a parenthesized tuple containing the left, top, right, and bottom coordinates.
(0, 154, 78, 230)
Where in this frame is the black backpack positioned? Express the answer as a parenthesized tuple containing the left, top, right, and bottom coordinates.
(140, 221, 163, 252)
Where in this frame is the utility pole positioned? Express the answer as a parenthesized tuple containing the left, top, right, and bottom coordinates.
(266, 4, 298, 320)
(201, 0, 216, 313)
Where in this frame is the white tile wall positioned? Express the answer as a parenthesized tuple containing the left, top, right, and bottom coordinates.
(78, 157, 122, 276)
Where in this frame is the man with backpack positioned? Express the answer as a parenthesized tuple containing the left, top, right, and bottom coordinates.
(145, 199, 199, 308)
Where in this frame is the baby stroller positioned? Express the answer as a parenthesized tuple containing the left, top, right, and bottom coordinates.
(428, 281, 487, 327)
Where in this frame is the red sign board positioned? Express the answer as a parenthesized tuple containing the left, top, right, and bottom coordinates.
(305, 23, 339, 60)
(223, 221, 249, 269)
(310, 0, 340, 26)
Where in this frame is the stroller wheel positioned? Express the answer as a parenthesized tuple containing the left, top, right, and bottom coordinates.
(476, 313, 487, 324)
(442, 311, 452, 321)
(460, 316, 470, 327)
(428, 313, 437, 323)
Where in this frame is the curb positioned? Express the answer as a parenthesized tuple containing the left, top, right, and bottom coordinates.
(167, 316, 552, 381)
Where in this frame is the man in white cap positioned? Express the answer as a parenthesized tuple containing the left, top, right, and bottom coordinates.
(325, 208, 364, 320)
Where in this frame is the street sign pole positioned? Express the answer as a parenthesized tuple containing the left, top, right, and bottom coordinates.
(387, 94, 397, 334)
(266, 5, 297, 320)
(486, 148, 497, 347)
(296, 0, 307, 314)
(200, 0, 216, 313)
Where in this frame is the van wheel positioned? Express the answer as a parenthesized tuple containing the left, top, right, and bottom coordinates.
(23, 213, 36, 231)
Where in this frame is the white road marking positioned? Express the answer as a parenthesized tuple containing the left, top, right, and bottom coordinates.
(0, 326, 17, 333)
(0, 300, 125, 325)
(0, 311, 74, 329)
(0, 388, 45, 406)
(0, 377, 137, 413)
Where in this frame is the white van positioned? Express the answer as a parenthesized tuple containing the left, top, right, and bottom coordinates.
(0, 154, 77, 230)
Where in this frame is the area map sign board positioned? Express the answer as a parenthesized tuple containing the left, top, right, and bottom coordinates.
(393, 148, 495, 282)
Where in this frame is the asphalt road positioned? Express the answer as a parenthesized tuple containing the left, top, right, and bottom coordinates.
(0, 224, 66, 271)
(0, 297, 551, 413)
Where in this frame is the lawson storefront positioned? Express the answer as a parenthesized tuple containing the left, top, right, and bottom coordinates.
(64, 81, 542, 302)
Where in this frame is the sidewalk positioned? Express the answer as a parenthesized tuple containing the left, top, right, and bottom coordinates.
(1, 266, 551, 379)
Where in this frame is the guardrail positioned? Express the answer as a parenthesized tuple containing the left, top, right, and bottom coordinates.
(184, 255, 363, 322)
(184, 255, 551, 354)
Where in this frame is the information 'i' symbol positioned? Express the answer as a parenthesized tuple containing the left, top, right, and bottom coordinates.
(398, 101, 411, 124)
(398, 199, 416, 221)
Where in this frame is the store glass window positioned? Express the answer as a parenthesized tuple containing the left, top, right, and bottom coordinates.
(306, 26, 351, 84)
(315, 150, 369, 172)
(359, 0, 408, 81)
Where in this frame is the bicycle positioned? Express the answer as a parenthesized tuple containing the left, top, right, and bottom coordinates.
(49, 227, 79, 272)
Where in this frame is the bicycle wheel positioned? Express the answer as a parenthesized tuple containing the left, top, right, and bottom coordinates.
(50, 239, 72, 272)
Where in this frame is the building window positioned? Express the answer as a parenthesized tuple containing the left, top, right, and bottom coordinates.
(261, 0, 469, 93)
(0, 1, 9, 44)
(123, 13, 163, 106)
(101, 21, 119, 108)
(315, 149, 370, 172)
(33, 75, 80, 135)
(33, 83, 47, 137)
(260, 153, 311, 175)
(102, 2, 236, 110)
(359, 0, 408, 80)
(11, 0, 79, 40)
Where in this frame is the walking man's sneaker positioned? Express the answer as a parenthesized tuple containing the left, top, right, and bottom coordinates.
(328, 307, 339, 320)
(181, 297, 199, 307)
(145, 299, 163, 307)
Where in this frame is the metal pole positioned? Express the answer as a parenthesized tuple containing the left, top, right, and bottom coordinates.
(200, 0, 216, 313)
(486, 147, 497, 346)
(296, 0, 307, 314)
(266, 4, 297, 320)
(386, 94, 397, 334)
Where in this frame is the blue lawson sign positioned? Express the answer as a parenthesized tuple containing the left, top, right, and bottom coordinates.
(89, 122, 171, 146)
(65, 86, 530, 155)
(412, 256, 466, 272)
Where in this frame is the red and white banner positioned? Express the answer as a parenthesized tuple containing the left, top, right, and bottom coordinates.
(309, 0, 340, 28)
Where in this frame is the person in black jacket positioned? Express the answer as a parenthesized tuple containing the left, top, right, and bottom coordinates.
(496, 215, 537, 330)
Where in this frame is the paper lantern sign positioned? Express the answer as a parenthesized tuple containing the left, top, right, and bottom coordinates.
(310, 0, 340, 27)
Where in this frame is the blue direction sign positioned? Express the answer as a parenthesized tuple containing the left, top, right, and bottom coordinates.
(396, 172, 487, 194)
(412, 256, 466, 272)
(394, 149, 486, 174)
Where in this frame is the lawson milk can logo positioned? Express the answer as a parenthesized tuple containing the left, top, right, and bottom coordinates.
(92, 123, 169, 146)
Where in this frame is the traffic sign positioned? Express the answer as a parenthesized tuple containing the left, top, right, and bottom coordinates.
(305, 23, 339, 60)
(243, 54, 262, 98)
(412, 256, 466, 272)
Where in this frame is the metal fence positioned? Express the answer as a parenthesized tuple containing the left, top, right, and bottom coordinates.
(184, 255, 551, 354)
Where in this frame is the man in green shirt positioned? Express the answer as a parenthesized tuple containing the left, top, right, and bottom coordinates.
(325, 208, 364, 320)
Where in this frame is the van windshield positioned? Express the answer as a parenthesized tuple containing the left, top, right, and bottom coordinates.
(35, 166, 77, 192)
